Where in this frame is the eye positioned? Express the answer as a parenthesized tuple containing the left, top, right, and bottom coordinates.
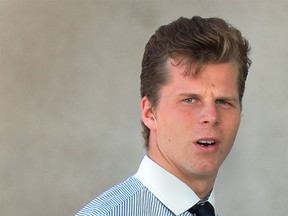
(216, 99, 227, 104)
(216, 99, 230, 106)
(183, 98, 197, 103)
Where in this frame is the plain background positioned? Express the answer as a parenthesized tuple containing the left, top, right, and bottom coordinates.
(1, 1, 288, 215)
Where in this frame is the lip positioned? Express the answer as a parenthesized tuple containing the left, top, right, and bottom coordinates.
(194, 137, 221, 151)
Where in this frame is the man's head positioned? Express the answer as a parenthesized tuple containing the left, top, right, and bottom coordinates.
(140, 16, 251, 148)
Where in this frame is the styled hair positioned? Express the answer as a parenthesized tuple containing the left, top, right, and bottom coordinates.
(140, 16, 252, 148)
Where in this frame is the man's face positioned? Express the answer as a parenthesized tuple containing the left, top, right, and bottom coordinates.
(142, 61, 241, 184)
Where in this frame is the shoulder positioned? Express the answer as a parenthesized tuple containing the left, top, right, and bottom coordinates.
(75, 176, 146, 216)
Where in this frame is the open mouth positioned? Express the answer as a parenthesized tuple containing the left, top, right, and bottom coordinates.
(197, 140, 216, 147)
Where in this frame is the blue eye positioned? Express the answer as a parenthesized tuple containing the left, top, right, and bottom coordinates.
(216, 99, 229, 105)
(183, 98, 197, 103)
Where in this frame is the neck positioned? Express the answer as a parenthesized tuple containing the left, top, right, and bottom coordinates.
(147, 147, 217, 199)
(184, 175, 216, 199)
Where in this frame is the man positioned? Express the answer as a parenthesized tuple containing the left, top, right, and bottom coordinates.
(76, 16, 251, 216)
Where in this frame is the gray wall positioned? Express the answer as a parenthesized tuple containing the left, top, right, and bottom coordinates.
(1, 1, 287, 215)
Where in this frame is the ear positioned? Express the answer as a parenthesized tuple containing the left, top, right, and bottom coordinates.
(141, 96, 157, 131)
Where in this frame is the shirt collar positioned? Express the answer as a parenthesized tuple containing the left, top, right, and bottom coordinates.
(134, 155, 215, 215)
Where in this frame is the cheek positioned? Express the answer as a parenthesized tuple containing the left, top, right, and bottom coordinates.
(225, 114, 241, 140)
(221, 116, 240, 156)
(233, 113, 241, 129)
(156, 114, 185, 144)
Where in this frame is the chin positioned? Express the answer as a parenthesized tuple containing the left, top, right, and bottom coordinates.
(192, 165, 220, 177)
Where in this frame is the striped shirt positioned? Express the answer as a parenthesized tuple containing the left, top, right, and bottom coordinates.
(75, 156, 217, 216)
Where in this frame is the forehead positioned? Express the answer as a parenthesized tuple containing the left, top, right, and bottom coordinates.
(166, 57, 239, 79)
(170, 55, 240, 71)
(163, 60, 240, 96)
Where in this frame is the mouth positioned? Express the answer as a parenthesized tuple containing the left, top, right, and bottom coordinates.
(196, 139, 217, 147)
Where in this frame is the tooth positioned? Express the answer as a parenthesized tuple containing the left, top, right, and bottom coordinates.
(198, 140, 215, 145)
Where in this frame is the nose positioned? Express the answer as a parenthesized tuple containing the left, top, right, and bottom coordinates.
(198, 103, 220, 126)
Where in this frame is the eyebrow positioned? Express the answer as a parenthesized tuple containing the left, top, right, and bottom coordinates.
(217, 97, 240, 104)
(178, 93, 239, 103)
(178, 93, 199, 98)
